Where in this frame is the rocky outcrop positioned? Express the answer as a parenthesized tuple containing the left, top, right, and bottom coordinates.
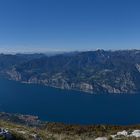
(6, 68, 21, 81)
(0, 128, 12, 139)
(136, 64, 140, 73)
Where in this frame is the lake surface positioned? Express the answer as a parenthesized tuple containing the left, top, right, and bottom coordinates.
(0, 77, 140, 125)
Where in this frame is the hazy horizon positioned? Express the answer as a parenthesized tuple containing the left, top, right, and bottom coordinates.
(0, 48, 140, 55)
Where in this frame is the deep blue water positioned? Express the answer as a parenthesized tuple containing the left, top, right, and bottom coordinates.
(0, 77, 140, 125)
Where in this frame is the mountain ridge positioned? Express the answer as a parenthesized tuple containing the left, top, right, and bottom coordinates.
(0, 50, 140, 94)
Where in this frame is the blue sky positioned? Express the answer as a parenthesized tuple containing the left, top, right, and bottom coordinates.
(0, 0, 140, 53)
